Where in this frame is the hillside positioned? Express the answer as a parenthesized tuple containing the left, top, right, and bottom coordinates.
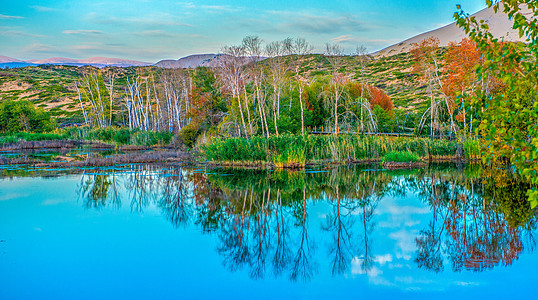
(0, 52, 428, 124)
(374, 5, 529, 57)
(155, 54, 226, 68)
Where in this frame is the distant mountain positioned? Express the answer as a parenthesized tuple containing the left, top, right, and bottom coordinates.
(29, 57, 80, 64)
(1, 56, 151, 68)
(0, 62, 36, 69)
(0, 55, 25, 63)
(373, 6, 531, 57)
(155, 54, 227, 68)
(77, 57, 151, 67)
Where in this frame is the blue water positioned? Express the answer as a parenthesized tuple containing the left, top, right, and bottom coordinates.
(0, 165, 536, 299)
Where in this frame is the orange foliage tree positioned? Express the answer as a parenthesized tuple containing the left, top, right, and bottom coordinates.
(368, 85, 394, 113)
(442, 38, 482, 133)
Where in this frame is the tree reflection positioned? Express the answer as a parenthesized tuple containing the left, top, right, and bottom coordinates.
(322, 184, 357, 275)
(290, 188, 314, 282)
(72, 163, 537, 281)
(78, 172, 120, 209)
(413, 167, 537, 273)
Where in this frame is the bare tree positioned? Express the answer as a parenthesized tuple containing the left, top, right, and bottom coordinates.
(325, 43, 347, 135)
(291, 38, 313, 135)
(217, 45, 250, 138)
(243, 36, 269, 137)
(265, 40, 289, 136)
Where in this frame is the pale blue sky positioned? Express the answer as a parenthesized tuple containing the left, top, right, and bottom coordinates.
(0, 0, 486, 62)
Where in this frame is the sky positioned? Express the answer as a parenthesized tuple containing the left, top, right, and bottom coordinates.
(0, 0, 487, 62)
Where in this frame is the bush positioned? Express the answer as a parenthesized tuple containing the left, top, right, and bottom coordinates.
(382, 151, 420, 163)
(202, 134, 460, 164)
(179, 125, 200, 148)
(0, 100, 57, 133)
(464, 139, 481, 159)
(114, 128, 131, 145)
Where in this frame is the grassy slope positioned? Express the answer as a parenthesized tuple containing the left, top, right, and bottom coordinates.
(0, 52, 445, 122)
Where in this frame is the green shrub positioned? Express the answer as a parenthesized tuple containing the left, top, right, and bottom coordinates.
(382, 151, 420, 163)
(179, 125, 200, 148)
(202, 134, 459, 164)
(0, 100, 57, 133)
(464, 139, 481, 159)
(114, 128, 131, 145)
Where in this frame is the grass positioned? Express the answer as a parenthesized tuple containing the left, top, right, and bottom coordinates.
(463, 138, 481, 159)
(0, 127, 174, 147)
(382, 151, 421, 163)
(202, 134, 462, 166)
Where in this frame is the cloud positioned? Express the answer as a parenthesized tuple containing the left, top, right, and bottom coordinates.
(30, 5, 58, 12)
(389, 229, 417, 260)
(265, 10, 370, 34)
(62, 29, 104, 35)
(67, 42, 173, 61)
(454, 281, 480, 287)
(23, 43, 62, 54)
(374, 254, 393, 266)
(201, 5, 243, 13)
(0, 30, 47, 38)
(331, 35, 355, 43)
(87, 12, 193, 28)
(0, 14, 24, 19)
(0, 193, 29, 201)
(134, 30, 206, 39)
(177, 2, 196, 9)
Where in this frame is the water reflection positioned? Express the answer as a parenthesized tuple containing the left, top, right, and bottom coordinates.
(72, 164, 537, 281)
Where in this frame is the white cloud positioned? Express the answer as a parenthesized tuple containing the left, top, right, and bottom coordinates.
(30, 5, 58, 12)
(201, 5, 243, 13)
(23, 43, 63, 54)
(264, 10, 370, 34)
(62, 30, 104, 35)
(0, 193, 29, 201)
(454, 281, 480, 287)
(374, 254, 393, 265)
(389, 229, 418, 260)
(0, 14, 24, 19)
(86, 12, 193, 28)
(134, 30, 206, 39)
(0, 30, 47, 38)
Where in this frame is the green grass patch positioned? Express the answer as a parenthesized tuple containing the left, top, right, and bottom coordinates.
(382, 151, 420, 163)
(202, 134, 460, 164)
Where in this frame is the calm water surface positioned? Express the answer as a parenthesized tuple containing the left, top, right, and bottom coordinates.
(0, 163, 536, 299)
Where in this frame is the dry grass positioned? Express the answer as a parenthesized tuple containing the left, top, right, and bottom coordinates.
(0, 150, 192, 167)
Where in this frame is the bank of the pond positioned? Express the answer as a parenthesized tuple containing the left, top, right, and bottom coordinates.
(0, 134, 481, 169)
(201, 135, 480, 168)
(0, 149, 192, 167)
(0, 127, 175, 149)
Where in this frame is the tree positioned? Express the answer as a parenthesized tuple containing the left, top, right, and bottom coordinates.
(242, 36, 270, 137)
(290, 38, 313, 135)
(266, 40, 289, 136)
(356, 45, 370, 133)
(0, 100, 56, 133)
(217, 45, 250, 138)
(325, 43, 347, 134)
(455, 0, 538, 206)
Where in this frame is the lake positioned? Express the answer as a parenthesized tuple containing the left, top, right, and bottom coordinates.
(0, 163, 536, 299)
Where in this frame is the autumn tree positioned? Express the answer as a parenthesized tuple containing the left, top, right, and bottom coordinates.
(442, 38, 482, 136)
